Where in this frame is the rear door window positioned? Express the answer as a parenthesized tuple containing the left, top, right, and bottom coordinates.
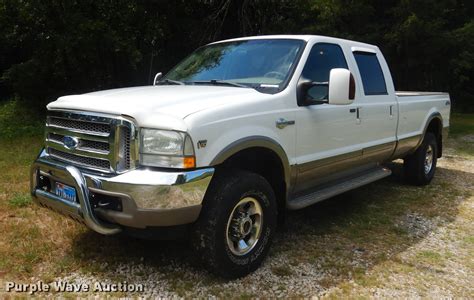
(353, 52, 387, 95)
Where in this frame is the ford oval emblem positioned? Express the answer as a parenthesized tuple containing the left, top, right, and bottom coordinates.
(63, 136, 79, 150)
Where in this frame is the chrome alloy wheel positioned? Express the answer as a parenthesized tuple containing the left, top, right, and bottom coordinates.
(424, 144, 434, 174)
(226, 197, 263, 256)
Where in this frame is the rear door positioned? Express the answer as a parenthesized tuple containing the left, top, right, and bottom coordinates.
(351, 49, 398, 163)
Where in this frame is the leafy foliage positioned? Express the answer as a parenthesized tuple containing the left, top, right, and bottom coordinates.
(0, 0, 473, 111)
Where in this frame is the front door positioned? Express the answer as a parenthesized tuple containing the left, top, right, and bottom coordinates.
(294, 43, 365, 194)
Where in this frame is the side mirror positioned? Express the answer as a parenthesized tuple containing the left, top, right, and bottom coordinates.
(296, 79, 329, 106)
(328, 68, 355, 105)
(153, 72, 163, 86)
(297, 68, 356, 106)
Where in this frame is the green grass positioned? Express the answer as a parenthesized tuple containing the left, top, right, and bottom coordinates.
(447, 113, 474, 156)
(449, 113, 474, 137)
(454, 142, 474, 157)
(8, 193, 32, 207)
(416, 250, 443, 263)
(0, 99, 44, 139)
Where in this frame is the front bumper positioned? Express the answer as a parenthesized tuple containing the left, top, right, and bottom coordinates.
(30, 149, 214, 234)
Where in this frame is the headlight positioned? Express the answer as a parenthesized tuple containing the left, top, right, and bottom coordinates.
(140, 128, 195, 168)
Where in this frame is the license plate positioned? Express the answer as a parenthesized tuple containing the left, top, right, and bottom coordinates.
(55, 182, 77, 202)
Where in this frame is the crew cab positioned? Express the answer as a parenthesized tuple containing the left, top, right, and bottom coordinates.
(30, 35, 450, 278)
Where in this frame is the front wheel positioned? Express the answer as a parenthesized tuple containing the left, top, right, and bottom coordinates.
(404, 132, 438, 185)
(192, 170, 277, 278)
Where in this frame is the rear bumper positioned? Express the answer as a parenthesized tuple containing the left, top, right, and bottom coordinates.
(30, 149, 214, 234)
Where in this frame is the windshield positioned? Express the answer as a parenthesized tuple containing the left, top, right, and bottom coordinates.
(164, 39, 305, 89)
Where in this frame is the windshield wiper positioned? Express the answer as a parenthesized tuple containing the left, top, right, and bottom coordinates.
(190, 80, 249, 88)
(157, 78, 185, 85)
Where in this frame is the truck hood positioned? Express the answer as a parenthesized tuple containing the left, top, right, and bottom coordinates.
(47, 85, 264, 130)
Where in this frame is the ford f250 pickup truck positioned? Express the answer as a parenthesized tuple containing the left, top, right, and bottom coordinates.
(30, 35, 450, 278)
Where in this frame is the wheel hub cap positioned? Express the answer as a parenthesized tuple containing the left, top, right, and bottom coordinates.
(424, 144, 434, 174)
(239, 216, 253, 236)
(226, 197, 263, 256)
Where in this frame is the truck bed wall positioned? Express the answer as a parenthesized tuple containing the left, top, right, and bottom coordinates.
(393, 92, 450, 159)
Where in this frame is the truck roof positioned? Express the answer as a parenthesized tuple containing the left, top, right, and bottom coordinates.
(210, 34, 379, 51)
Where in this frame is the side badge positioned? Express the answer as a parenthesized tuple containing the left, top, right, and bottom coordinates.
(197, 140, 207, 149)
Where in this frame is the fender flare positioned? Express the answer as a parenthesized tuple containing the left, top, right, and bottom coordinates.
(415, 112, 443, 150)
(209, 136, 291, 190)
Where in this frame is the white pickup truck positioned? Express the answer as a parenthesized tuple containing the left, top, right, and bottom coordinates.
(31, 35, 450, 278)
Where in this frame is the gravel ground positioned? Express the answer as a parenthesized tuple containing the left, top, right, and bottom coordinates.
(36, 143, 472, 298)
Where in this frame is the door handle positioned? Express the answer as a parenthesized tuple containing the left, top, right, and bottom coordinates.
(276, 118, 295, 129)
(356, 107, 361, 125)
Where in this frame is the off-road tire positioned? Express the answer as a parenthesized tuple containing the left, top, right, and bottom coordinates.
(192, 169, 277, 278)
(404, 132, 438, 185)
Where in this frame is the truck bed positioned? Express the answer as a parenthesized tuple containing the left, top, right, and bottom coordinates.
(395, 91, 450, 142)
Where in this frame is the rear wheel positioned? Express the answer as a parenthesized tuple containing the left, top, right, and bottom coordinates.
(404, 132, 438, 185)
(192, 169, 277, 278)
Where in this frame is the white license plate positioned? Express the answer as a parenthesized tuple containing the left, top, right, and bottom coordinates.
(55, 182, 77, 202)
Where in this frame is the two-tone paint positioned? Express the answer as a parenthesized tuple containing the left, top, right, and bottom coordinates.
(41, 35, 450, 232)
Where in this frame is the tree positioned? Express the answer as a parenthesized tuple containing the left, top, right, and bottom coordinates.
(0, 0, 472, 111)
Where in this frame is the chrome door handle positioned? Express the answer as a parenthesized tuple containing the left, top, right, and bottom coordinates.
(276, 118, 295, 129)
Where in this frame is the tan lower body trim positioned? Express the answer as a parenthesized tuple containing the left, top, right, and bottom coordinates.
(292, 141, 396, 195)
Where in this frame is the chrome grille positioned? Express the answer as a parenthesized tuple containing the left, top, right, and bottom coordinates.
(47, 133, 110, 153)
(119, 127, 131, 169)
(48, 133, 65, 144)
(48, 117, 110, 135)
(45, 111, 136, 173)
(81, 139, 110, 152)
(49, 148, 111, 170)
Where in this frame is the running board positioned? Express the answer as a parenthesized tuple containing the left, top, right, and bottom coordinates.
(287, 167, 392, 210)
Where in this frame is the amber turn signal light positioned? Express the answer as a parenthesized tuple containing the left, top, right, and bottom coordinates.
(183, 156, 196, 169)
